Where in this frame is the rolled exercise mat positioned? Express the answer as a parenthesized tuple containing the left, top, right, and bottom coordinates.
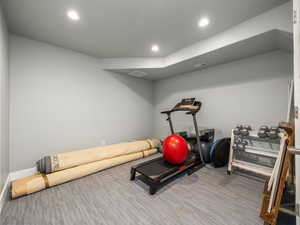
(37, 139, 160, 174)
(12, 148, 157, 198)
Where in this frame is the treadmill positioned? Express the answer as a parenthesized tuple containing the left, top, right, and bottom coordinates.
(130, 98, 205, 195)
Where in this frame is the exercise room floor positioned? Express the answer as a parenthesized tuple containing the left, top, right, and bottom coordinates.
(0, 154, 264, 225)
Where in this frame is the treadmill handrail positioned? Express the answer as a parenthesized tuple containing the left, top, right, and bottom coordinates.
(161, 110, 172, 114)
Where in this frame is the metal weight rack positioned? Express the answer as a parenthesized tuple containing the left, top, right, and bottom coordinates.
(227, 129, 285, 177)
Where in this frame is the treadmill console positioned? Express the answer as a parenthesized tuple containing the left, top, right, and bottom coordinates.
(162, 98, 201, 114)
(177, 98, 196, 106)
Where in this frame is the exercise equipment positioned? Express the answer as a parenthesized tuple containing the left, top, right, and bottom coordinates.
(228, 123, 284, 177)
(257, 125, 281, 140)
(12, 148, 157, 198)
(260, 125, 270, 131)
(201, 142, 212, 163)
(237, 139, 247, 151)
(233, 125, 243, 135)
(232, 143, 238, 151)
(181, 129, 214, 162)
(162, 135, 188, 165)
(209, 138, 231, 168)
(268, 126, 280, 139)
(233, 127, 241, 136)
(240, 128, 249, 136)
(240, 125, 251, 136)
(36, 139, 160, 174)
(258, 125, 270, 138)
(130, 98, 205, 194)
(199, 129, 215, 143)
(157, 144, 163, 153)
(243, 125, 252, 131)
(258, 129, 268, 138)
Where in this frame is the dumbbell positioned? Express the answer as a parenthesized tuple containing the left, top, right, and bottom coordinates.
(260, 125, 269, 131)
(233, 128, 240, 135)
(234, 139, 247, 151)
(241, 140, 248, 146)
(268, 126, 279, 139)
(240, 129, 249, 136)
(233, 138, 240, 150)
(258, 130, 267, 138)
(240, 125, 251, 136)
(233, 124, 252, 136)
(233, 124, 243, 135)
(237, 124, 243, 129)
(234, 137, 241, 144)
(239, 140, 248, 150)
(232, 143, 238, 151)
(270, 126, 279, 131)
(243, 125, 252, 131)
(257, 125, 269, 138)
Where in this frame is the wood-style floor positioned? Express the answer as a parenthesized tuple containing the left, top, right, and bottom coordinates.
(0, 155, 264, 225)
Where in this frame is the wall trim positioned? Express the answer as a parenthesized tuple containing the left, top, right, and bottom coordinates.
(9, 167, 37, 181)
(0, 167, 37, 214)
(0, 175, 10, 215)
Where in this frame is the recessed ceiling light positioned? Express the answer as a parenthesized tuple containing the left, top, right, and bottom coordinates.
(151, 44, 159, 53)
(198, 17, 210, 28)
(67, 10, 80, 21)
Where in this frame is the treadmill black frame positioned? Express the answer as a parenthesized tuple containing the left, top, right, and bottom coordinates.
(130, 98, 205, 194)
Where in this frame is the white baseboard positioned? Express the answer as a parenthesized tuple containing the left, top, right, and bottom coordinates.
(0, 175, 10, 214)
(9, 167, 37, 181)
(0, 167, 37, 214)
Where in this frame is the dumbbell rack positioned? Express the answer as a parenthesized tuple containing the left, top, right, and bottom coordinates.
(227, 130, 284, 177)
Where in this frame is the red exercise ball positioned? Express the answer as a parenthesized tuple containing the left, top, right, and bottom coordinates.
(162, 135, 189, 165)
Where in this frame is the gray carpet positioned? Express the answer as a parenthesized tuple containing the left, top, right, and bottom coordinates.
(0, 155, 264, 225)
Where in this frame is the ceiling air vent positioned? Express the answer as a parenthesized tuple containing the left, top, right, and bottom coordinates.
(194, 63, 207, 68)
(128, 70, 148, 77)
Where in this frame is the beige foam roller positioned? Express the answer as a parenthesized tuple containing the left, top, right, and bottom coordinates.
(11, 174, 46, 198)
(38, 139, 160, 173)
(12, 149, 157, 198)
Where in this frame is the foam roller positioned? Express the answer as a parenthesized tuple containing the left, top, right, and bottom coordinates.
(12, 149, 158, 198)
(36, 139, 160, 174)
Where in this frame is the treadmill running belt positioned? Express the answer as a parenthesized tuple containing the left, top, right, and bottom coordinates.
(135, 157, 177, 179)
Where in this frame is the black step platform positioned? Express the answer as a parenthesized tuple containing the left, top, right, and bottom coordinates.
(130, 154, 204, 195)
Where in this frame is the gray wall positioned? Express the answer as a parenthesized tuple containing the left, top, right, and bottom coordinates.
(8, 35, 293, 172)
(0, 4, 9, 190)
(153, 51, 293, 140)
(9, 35, 154, 171)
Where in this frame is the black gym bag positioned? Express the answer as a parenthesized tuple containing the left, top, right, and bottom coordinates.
(209, 138, 231, 168)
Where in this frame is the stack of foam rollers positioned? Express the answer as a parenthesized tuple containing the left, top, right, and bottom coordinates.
(11, 139, 160, 198)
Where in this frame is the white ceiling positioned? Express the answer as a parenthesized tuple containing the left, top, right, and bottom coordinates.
(111, 30, 293, 80)
(3, 0, 289, 58)
(103, 2, 292, 80)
